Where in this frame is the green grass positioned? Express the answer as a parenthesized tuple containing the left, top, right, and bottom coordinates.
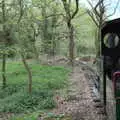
(10, 112, 72, 120)
(0, 61, 70, 113)
(10, 111, 41, 120)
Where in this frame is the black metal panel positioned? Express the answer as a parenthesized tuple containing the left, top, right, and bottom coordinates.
(101, 18, 120, 57)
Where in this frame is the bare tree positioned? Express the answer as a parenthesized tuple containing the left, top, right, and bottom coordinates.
(18, 0, 33, 94)
(87, 0, 120, 113)
(61, 0, 79, 66)
(87, 0, 120, 58)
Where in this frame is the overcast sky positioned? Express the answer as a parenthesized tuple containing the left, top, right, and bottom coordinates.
(80, 0, 120, 20)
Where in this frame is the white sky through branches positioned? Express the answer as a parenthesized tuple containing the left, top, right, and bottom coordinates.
(80, 0, 120, 20)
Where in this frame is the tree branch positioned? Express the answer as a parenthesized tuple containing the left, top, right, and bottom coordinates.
(94, 0, 104, 11)
(87, 10, 99, 27)
(61, 0, 71, 18)
(71, 0, 79, 19)
(87, 0, 101, 21)
(45, 13, 65, 18)
(2, 0, 6, 22)
(17, 0, 24, 23)
(105, 0, 120, 19)
(87, 0, 100, 18)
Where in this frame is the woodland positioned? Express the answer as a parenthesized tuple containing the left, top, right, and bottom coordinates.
(0, 0, 119, 119)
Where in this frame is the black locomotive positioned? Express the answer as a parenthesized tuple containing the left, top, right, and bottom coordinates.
(101, 18, 120, 120)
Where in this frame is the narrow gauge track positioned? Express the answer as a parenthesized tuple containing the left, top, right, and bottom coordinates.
(74, 60, 101, 99)
(74, 60, 115, 120)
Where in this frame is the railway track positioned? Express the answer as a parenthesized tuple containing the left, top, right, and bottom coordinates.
(74, 60, 116, 120)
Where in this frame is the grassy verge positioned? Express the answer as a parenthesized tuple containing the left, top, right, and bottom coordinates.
(10, 112, 41, 120)
(10, 112, 72, 120)
(0, 61, 70, 115)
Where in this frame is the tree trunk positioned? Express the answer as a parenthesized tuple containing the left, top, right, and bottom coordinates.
(68, 21, 74, 66)
(33, 44, 39, 61)
(95, 28, 101, 58)
(1, 0, 7, 89)
(2, 53, 6, 88)
(21, 53, 32, 94)
(32, 26, 39, 61)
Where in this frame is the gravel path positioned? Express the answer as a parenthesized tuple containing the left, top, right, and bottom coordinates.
(52, 66, 106, 120)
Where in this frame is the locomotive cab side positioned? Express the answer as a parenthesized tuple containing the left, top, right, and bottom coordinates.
(101, 18, 120, 120)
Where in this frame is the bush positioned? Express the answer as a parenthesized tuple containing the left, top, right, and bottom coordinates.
(0, 90, 55, 113)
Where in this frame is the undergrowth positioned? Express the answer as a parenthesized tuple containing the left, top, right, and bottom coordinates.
(0, 62, 70, 113)
(10, 112, 72, 120)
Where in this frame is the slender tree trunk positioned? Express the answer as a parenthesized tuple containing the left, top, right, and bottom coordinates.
(33, 27, 39, 61)
(2, 0, 7, 89)
(32, 35, 39, 61)
(21, 53, 32, 94)
(41, 0, 49, 54)
(2, 53, 6, 88)
(30, 25, 39, 61)
(61, 0, 78, 66)
(33, 44, 39, 61)
(95, 28, 101, 58)
(68, 21, 74, 66)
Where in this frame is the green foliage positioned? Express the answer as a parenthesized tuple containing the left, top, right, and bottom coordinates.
(0, 90, 55, 113)
(0, 62, 70, 113)
(10, 112, 72, 120)
(0, 85, 23, 99)
(74, 11, 96, 56)
(0, 0, 96, 59)
(10, 112, 41, 120)
(44, 113, 65, 120)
